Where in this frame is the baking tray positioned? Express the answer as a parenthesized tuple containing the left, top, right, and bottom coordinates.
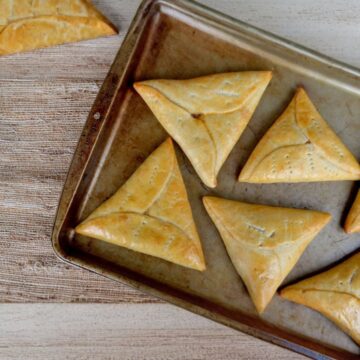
(52, 0, 360, 358)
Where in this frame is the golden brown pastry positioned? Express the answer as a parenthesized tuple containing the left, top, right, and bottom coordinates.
(134, 71, 272, 188)
(345, 190, 360, 233)
(280, 253, 360, 345)
(76, 138, 205, 271)
(239, 88, 360, 183)
(203, 196, 331, 313)
(0, 0, 117, 56)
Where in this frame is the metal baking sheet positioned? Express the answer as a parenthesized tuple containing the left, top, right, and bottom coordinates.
(52, 0, 360, 358)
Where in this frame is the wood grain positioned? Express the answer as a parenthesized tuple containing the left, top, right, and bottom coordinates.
(0, 304, 306, 359)
(0, 0, 359, 304)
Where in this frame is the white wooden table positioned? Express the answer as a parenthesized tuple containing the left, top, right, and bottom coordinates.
(1, 1, 359, 358)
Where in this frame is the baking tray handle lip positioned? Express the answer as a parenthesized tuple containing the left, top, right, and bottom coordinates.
(158, 0, 360, 79)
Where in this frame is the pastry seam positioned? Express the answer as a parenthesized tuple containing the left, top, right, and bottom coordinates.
(285, 288, 360, 302)
(82, 211, 194, 245)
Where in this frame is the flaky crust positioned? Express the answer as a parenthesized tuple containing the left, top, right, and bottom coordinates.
(239, 88, 360, 183)
(280, 253, 360, 345)
(0, 0, 117, 55)
(76, 138, 205, 271)
(203, 196, 331, 313)
(345, 190, 360, 233)
(134, 71, 272, 188)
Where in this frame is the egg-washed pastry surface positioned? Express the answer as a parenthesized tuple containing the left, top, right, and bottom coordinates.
(76, 138, 205, 271)
(203, 196, 331, 313)
(281, 253, 360, 345)
(0, 0, 117, 56)
(134, 71, 272, 188)
(345, 190, 360, 234)
(239, 87, 360, 183)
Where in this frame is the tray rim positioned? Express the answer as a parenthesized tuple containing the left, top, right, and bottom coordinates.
(51, 1, 360, 359)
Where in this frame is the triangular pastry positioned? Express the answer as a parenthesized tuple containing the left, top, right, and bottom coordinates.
(203, 196, 331, 313)
(76, 138, 205, 271)
(134, 71, 272, 188)
(239, 88, 360, 183)
(0, 0, 117, 56)
(345, 190, 360, 233)
(280, 253, 360, 345)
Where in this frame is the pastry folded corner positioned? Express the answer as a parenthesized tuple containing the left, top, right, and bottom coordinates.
(344, 190, 360, 234)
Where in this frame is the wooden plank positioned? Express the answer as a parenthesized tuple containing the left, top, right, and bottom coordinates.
(0, 79, 157, 303)
(0, 304, 306, 359)
(0, 0, 359, 304)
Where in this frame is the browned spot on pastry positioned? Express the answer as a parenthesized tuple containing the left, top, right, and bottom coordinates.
(191, 113, 202, 119)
